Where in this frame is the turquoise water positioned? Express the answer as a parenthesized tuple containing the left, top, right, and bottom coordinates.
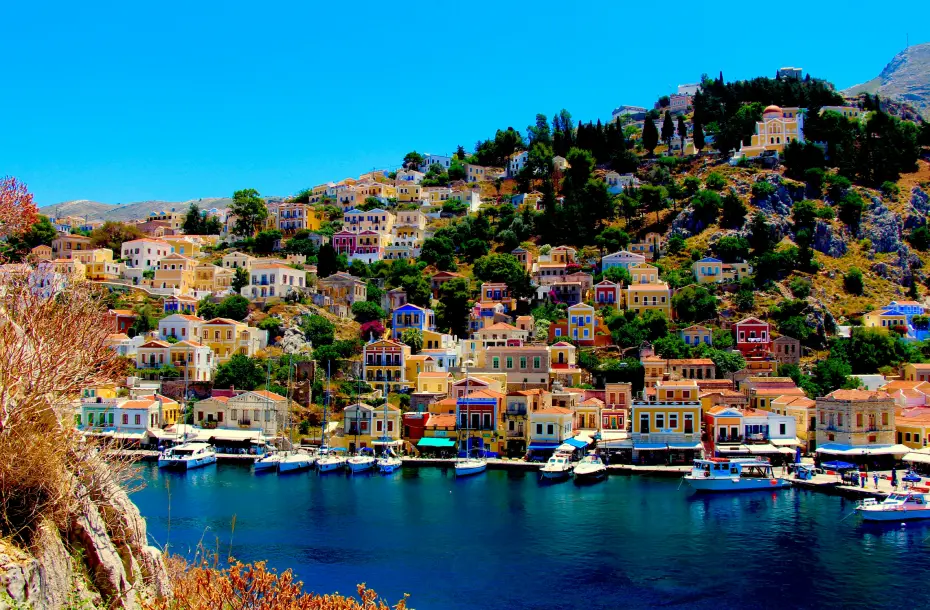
(133, 464, 930, 609)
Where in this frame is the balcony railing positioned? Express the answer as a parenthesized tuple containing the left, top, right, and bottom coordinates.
(717, 435, 743, 443)
(506, 406, 527, 416)
(505, 429, 525, 438)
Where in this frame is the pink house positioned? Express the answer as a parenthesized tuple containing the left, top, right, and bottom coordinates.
(332, 230, 357, 256)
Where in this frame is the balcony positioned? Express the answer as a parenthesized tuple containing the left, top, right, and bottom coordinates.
(238, 419, 252, 427)
(716, 435, 743, 444)
(506, 429, 525, 438)
(506, 406, 527, 416)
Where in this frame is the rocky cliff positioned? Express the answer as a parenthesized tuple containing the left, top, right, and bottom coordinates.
(844, 42, 930, 120)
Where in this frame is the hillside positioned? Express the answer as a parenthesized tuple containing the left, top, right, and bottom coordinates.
(38, 197, 235, 222)
(844, 43, 930, 119)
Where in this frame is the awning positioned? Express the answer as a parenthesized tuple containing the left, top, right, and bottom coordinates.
(817, 443, 910, 456)
(634, 443, 668, 451)
(113, 432, 145, 440)
(770, 438, 802, 447)
(904, 452, 930, 465)
(563, 437, 589, 449)
(527, 442, 560, 450)
(557, 443, 578, 453)
(718, 444, 751, 453)
(746, 444, 781, 454)
(599, 430, 629, 441)
(417, 437, 456, 448)
(667, 442, 703, 450)
(372, 439, 403, 446)
(194, 429, 265, 443)
(598, 439, 633, 449)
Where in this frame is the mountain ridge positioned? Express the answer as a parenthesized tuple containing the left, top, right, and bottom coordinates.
(843, 42, 930, 119)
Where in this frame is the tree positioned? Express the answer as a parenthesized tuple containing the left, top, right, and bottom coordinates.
(735, 289, 755, 311)
(183, 203, 203, 234)
(128, 304, 157, 337)
(230, 188, 268, 237)
(653, 335, 690, 359)
(602, 266, 632, 285)
(811, 358, 854, 396)
(231, 267, 249, 293)
(692, 119, 705, 153)
(704, 172, 726, 191)
(667, 234, 686, 254)
(215, 295, 250, 321)
(639, 185, 668, 223)
(301, 315, 335, 347)
(253, 229, 282, 254)
(359, 320, 385, 341)
(472, 253, 533, 299)
(215, 354, 266, 390)
(90, 221, 144, 252)
(0, 176, 38, 239)
(197, 297, 217, 320)
(676, 115, 688, 155)
(747, 212, 774, 254)
(789, 276, 812, 298)
(400, 328, 423, 354)
(844, 267, 864, 295)
(317, 244, 338, 278)
(351, 301, 385, 324)
(661, 111, 675, 150)
(672, 285, 717, 323)
(642, 118, 659, 155)
(1, 214, 57, 259)
(713, 236, 750, 262)
(720, 191, 748, 229)
(435, 277, 471, 339)
(595, 227, 631, 253)
(908, 226, 930, 251)
(398, 274, 432, 308)
(448, 161, 466, 182)
(690, 190, 721, 226)
(402, 151, 424, 170)
(837, 191, 865, 234)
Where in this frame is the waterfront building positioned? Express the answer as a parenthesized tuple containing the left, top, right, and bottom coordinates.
(770, 395, 817, 451)
(630, 399, 702, 465)
(456, 390, 504, 454)
(815, 389, 906, 463)
(528, 407, 573, 453)
(363, 339, 411, 393)
(895, 408, 930, 449)
(742, 377, 804, 410)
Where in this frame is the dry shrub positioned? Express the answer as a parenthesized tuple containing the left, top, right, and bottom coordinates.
(0, 270, 127, 542)
(147, 555, 408, 610)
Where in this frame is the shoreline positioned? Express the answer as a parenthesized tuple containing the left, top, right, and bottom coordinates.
(125, 450, 895, 500)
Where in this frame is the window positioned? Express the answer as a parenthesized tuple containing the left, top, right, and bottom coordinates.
(492, 357, 500, 369)
(639, 413, 650, 434)
(547, 424, 554, 435)
(536, 423, 542, 435)
(882, 413, 889, 426)
(837, 413, 843, 427)
(669, 413, 678, 429)
(506, 357, 513, 369)
(377, 420, 383, 432)
(655, 413, 665, 429)
(684, 414, 693, 434)
(134, 414, 141, 425)
(520, 357, 527, 369)
(534, 357, 541, 369)
(856, 413, 863, 427)
(122, 414, 128, 425)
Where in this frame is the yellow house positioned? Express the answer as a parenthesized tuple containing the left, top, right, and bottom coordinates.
(654, 379, 700, 402)
(152, 253, 197, 292)
(417, 371, 452, 395)
(692, 257, 724, 284)
(200, 318, 254, 362)
(49, 257, 86, 281)
(75, 248, 122, 281)
(335, 403, 402, 451)
(771, 395, 816, 449)
(30, 244, 52, 261)
(405, 354, 436, 383)
(51, 234, 93, 259)
(629, 263, 661, 285)
(863, 310, 907, 332)
(363, 339, 411, 392)
(904, 363, 930, 382)
(735, 105, 803, 159)
(194, 263, 234, 293)
(161, 236, 201, 258)
(631, 399, 702, 446)
(896, 409, 930, 449)
(566, 303, 596, 343)
(626, 282, 671, 318)
(396, 183, 423, 203)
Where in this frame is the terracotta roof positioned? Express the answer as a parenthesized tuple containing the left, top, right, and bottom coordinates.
(426, 414, 457, 428)
(464, 390, 504, 400)
(753, 387, 805, 396)
(140, 340, 170, 348)
(206, 396, 230, 403)
(480, 322, 519, 332)
(535, 407, 572, 415)
(203, 318, 241, 325)
(251, 390, 286, 401)
(580, 398, 605, 406)
(109, 309, 135, 316)
(419, 372, 451, 378)
(668, 358, 715, 365)
(175, 340, 204, 347)
(119, 400, 155, 410)
(824, 389, 892, 401)
(106, 333, 130, 341)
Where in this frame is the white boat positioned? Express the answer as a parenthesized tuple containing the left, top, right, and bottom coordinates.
(157, 442, 217, 470)
(454, 457, 487, 477)
(277, 451, 314, 473)
(252, 452, 282, 473)
(684, 458, 790, 492)
(857, 490, 930, 521)
(347, 449, 376, 474)
(540, 453, 573, 481)
(317, 453, 347, 473)
(573, 453, 607, 481)
(377, 448, 402, 474)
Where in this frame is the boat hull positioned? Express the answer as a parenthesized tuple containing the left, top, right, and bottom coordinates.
(347, 459, 375, 473)
(857, 507, 930, 521)
(377, 459, 402, 473)
(278, 458, 312, 473)
(252, 457, 280, 472)
(685, 476, 790, 492)
(454, 464, 486, 477)
(573, 466, 607, 481)
(157, 455, 216, 470)
(317, 459, 345, 472)
(540, 468, 572, 481)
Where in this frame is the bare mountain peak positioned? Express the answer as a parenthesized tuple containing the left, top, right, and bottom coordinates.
(844, 42, 930, 119)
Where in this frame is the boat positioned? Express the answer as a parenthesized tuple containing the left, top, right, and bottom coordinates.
(454, 457, 487, 477)
(157, 442, 217, 470)
(377, 450, 402, 474)
(684, 458, 790, 492)
(857, 489, 930, 521)
(317, 449, 347, 473)
(252, 451, 282, 473)
(347, 447, 376, 473)
(540, 453, 573, 481)
(573, 453, 607, 482)
(277, 451, 314, 473)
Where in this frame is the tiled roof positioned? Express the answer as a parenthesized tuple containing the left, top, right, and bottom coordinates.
(535, 407, 572, 415)
(426, 414, 457, 428)
(825, 389, 892, 401)
(251, 390, 286, 401)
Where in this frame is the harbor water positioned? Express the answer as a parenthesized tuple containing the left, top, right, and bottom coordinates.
(133, 463, 930, 609)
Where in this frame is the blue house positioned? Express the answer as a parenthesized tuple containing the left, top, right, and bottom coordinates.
(391, 303, 436, 341)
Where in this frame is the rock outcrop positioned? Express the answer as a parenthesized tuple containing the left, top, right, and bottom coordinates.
(811, 220, 848, 257)
(866, 196, 904, 253)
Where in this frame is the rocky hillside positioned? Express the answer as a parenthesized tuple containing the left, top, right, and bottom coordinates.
(844, 42, 930, 119)
(37, 197, 235, 223)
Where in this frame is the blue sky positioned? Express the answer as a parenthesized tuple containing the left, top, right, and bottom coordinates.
(3, 0, 927, 206)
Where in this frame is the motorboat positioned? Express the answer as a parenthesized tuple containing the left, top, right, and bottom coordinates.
(252, 451, 282, 473)
(377, 449, 402, 474)
(857, 489, 930, 521)
(454, 457, 487, 477)
(540, 453, 573, 481)
(573, 453, 607, 482)
(684, 458, 790, 492)
(157, 442, 217, 470)
(346, 448, 376, 474)
(277, 451, 314, 473)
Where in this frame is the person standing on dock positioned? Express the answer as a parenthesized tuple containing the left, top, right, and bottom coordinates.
(873, 473, 879, 489)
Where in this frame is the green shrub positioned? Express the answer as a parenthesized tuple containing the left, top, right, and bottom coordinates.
(751, 181, 776, 199)
(843, 267, 864, 295)
(705, 172, 726, 191)
(789, 276, 811, 298)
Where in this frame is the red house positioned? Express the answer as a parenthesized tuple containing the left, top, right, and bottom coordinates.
(106, 309, 136, 334)
(733, 316, 771, 357)
(332, 230, 357, 256)
(402, 412, 429, 444)
(594, 280, 621, 308)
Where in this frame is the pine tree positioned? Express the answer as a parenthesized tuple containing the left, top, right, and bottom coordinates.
(661, 111, 675, 150)
(676, 116, 688, 156)
(642, 118, 659, 156)
(693, 120, 705, 153)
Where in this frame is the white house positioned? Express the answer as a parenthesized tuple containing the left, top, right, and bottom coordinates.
(601, 250, 646, 272)
(418, 154, 452, 172)
(605, 172, 636, 195)
(121, 239, 174, 270)
(158, 314, 204, 343)
(241, 263, 306, 299)
(508, 151, 528, 178)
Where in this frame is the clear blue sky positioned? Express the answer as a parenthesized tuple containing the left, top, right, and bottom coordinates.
(3, 0, 926, 206)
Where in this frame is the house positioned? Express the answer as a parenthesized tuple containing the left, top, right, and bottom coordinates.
(629, 233, 663, 259)
(418, 154, 452, 172)
(318, 272, 367, 305)
(430, 271, 464, 298)
(511, 247, 533, 272)
(106, 309, 136, 335)
(242, 263, 306, 299)
(511, 192, 542, 210)
(158, 313, 203, 343)
(539, 280, 584, 306)
(507, 151, 528, 178)
(733, 317, 771, 357)
(221, 251, 255, 271)
(474, 323, 528, 348)
(405, 354, 435, 384)
(194, 263, 234, 294)
(863, 309, 908, 333)
(152, 253, 197, 292)
(742, 377, 805, 410)
(528, 407, 573, 453)
(904, 364, 930, 383)
(629, 263, 660, 285)
(815, 390, 903, 464)
(450, 188, 481, 213)
(79, 394, 181, 440)
(416, 371, 453, 396)
(895, 409, 930, 449)
(605, 171, 636, 195)
(337, 403, 401, 452)
(204, 390, 289, 437)
(30, 244, 52, 261)
(878, 380, 930, 409)
(772, 335, 801, 364)
(135, 338, 215, 381)
(547, 303, 609, 347)
(667, 359, 716, 381)
(693, 257, 723, 284)
(630, 399, 702, 465)
(163, 295, 199, 315)
(342, 208, 395, 235)
(594, 280, 622, 309)
(732, 105, 804, 162)
(51, 234, 93, 259)
(463, 163, 488, 183)
(479, 282, 515, 312)
(481, 345, 550, 389)
(276, 203, 326, 235)
(456, 390, 504, 454)
(626, 282, 672, 318)
(503, 391, 536, 456)
(391, 303, 436, 341)
(119, 238, 174, 272)
(680, 325, 712, 347)
(548, 342, 582, 387)
(721, 262, 753, 283)
(395, 169, 425, 183)
(200, 318, 262, 362)
(770, 395, 817, 451)
(363, 339, 411, 393)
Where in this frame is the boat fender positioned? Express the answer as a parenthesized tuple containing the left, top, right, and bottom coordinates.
(770, 479, 777, 485)
(704, 471, 710, 478)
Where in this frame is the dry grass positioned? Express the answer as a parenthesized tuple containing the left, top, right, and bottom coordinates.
(147, 554, 408, 610)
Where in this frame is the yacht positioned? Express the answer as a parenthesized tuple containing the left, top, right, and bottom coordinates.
(347, 448, 376, 474)
(684, 458, 790, 492)
(540, 453, 573, 481)
(277, 451, 314, 473)
(377, 449, 402, 474)
(252, 451, 282, 473)
(454, 457, 487, 477)
(317, 450, 347, 473)
(573, 453, 607, 482)
(157, 442, 217, 470)
(857, 490, 930, 521)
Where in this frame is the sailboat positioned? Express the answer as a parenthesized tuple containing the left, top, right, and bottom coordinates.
(277, 356, 314, 474)
(316, 362, 346, 473)
(376, 385, 402, 474)
(252, 450, 282, 472)
(454, 363, 487, 477)
(345, 376, 376, 474)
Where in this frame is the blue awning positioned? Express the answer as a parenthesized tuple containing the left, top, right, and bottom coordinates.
(817, 443, 856, 453)
(634, 442, 668, 450)
(417, 437, 456, 448)
(667, 442, 703, 450)
(563, 437, 588, 449)
(528, 442, 560, 450)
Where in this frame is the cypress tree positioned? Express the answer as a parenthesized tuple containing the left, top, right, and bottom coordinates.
(676, 115, 688, 156)
(693, 120, 705, 153)
(642, 118, 659, 155)
(661, 111, 675, 150)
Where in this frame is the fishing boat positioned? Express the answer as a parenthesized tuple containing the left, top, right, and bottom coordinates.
(540, 453, 573, 481)
(277, 451, 314, 473)
(377, 449, 402, 474)
(347, 447, 376, 473)
(857, 489, 930, 521)
(252, 451, 282, 473)
(573, 453, 607, 482)
(684, 457, 790, 492)
(157, 442, 217, 470)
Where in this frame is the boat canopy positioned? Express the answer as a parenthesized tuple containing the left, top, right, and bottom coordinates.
(193, 429, 264, 443)
(770, 438, 802, 447)
(746, 444, 781, 454)
(556, 443, 578, 453)
(417, 437, 456, 448)
(563, 437, 588, 449)
(667, 442, 703, 450)
(371, 439, 403, 446)
(821, 460, 856, 470)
